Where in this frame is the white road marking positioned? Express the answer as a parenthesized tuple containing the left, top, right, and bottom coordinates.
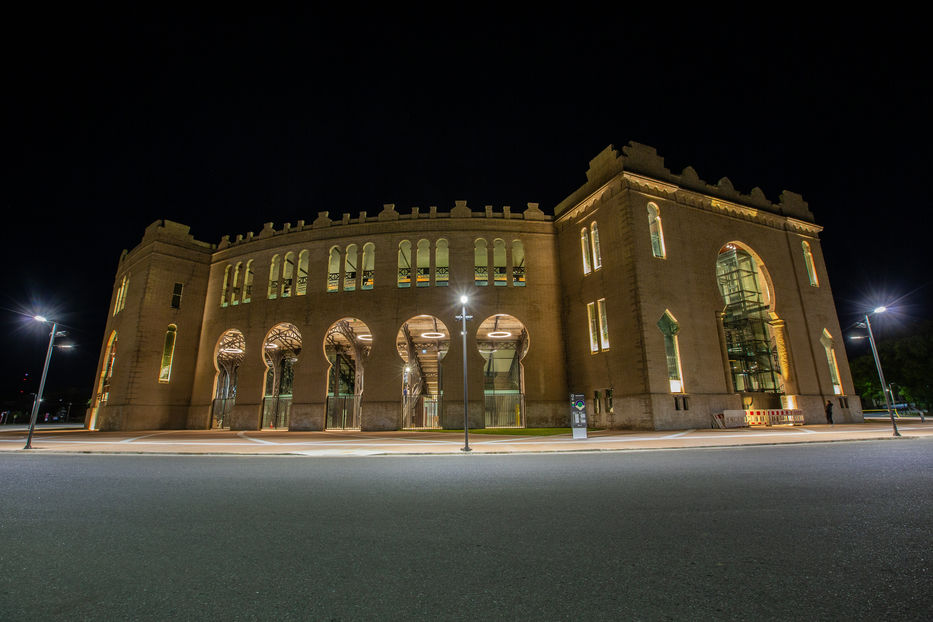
(236, 432, 278, 445)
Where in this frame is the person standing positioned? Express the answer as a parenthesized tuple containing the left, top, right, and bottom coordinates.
(825, 400, 834, 424)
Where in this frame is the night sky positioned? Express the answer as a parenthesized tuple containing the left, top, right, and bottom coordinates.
(4, 8, 930, 407)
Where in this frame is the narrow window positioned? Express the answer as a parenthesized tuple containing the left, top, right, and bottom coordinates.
(435, 239, 449, 286)
(580, 228, 592, 274)
(327, 247, 341, 292)
(230, 263, 242, 305)
(587, 302, 599, 353)
(267, 255, 280, 299)
(803, 241, 819, 287)
(344, 244, 358, 291)
(493, 239, 507, 286)
(242, 260, 254, 303)
(648, 203, 666, 258)
(512, 240, 525, 286)
(397, 241, 412, 288)
(657, 311, 684, 393)
(221, 266, 231, 307)
(297, 251, 309, 295)
(114, 275, 129, 315)
(171, 283, 183, 309)
(281, 252, 295, 297)
(158, 325, 177, 384)
(361, 243, 375, 289)
(416, 239, 430, 287)
(474, 239, 488, 286)
(590, 222, 602, 270)
(821, 329, 843, 395)
(597, 298, 610, 350)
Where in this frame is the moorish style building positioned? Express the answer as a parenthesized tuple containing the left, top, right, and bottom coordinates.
(86, 142, 862, 431)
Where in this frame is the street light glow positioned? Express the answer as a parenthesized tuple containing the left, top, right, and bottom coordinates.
(34, 315, 48, 322)
(873, 306, 887, 314)
(460, 295, 468, 304)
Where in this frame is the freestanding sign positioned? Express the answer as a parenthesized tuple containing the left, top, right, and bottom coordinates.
(570, 393, 587, 439)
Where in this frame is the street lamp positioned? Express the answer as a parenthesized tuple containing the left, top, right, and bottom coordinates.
(455, 295, 473, 452)
(859, 307, 900, 438)
(24, 316, 68, 449)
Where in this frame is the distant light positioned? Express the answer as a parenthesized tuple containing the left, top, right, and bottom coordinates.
(460, 295, 468, 304)
(405, 366, 411, 373)
(874, 306, 887, 314)
(58, 345, 74, 349)
(34, 315, 48, 322)
(488, 331, 512, 338)
(421, 332, 445, 338)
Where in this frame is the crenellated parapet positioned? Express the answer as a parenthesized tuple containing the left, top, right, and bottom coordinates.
(216, 201, 550, 249)
(554, 141, 816, 224)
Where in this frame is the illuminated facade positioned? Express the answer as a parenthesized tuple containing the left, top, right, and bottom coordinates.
(86, 142, 862, 431)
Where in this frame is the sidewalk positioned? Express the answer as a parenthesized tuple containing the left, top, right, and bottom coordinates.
(1, 422, 930, 456)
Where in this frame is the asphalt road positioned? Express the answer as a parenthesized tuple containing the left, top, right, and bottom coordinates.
(1, 441, 930, 620)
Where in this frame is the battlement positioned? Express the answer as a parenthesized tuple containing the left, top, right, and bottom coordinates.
(554, 142, 814, 222)
(216, 201, 549, 250)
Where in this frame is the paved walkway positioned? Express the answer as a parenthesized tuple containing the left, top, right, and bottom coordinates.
(1, 421, 930, 456)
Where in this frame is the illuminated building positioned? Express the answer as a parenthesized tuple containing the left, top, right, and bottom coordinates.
(87, 142, 861, 431)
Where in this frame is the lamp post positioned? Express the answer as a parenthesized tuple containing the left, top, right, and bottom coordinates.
(862, 307, 900, 437)
(24, 316, 60, 449)
(456, 295, 473, 452)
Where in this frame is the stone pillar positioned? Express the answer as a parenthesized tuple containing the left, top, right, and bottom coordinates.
(770, 318, 798, 395)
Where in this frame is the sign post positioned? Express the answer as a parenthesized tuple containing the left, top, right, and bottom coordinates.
(570, 393, 587, 439)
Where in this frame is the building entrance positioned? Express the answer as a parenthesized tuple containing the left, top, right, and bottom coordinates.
(261, 323, 302, 429)
(211, 329, 245, 428)
(397, 315, 450, 429)
(324, 318, 371, 429)
(477, 314, 528, 428)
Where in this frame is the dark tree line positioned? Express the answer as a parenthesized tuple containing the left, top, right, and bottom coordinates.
(848, 320, 932, 410)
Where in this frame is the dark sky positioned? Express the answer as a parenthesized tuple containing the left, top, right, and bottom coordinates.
(3, 8, 930, 406)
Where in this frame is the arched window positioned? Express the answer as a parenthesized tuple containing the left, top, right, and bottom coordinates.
(158, 325, 177, 383)
(821, 329, 843, 395)
(598, 298, 610, 350)
(268, 255, 280, 299)
(230, 263, 242, 306)
(113, 274, 130, 315)
(297, 251, 309, 295)
(416, 239, 430, 287)
(657, 311, 684, 393)
(586, 302, 599, 353)
(590, 222, 602, 270)
(512, 240, 525, 286)
(221, 266, 231, 307)
(327, 247, 341, 292)
(344, 244, 358, 291)
(716, 244, 781, 393)
(648, 203, 666, 258)
(397, 241, 412, 288)
(242, 260, 254, 303)
(281, 252, 295, 297)
(361, 243, 375, 290)
(474, 239, 488, 286)
(802, 241, 819, 287)
(580, 228, 592, 275)
(493, 239, 507, 286)
(435, 239, 449, 286)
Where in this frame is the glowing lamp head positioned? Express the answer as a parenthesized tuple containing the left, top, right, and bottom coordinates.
(873, 306, 887, 314)
(459, 295, 468, 304)
(34, 315, 48, 323)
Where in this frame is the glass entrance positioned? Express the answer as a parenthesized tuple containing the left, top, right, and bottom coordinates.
(477, 314, 528, 428)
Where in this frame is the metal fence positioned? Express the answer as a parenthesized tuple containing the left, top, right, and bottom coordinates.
(326, 395, 360, 429)
(262, 396, 291, 429)
(484, 392, 524, 428)
(211, 398, 235, 429)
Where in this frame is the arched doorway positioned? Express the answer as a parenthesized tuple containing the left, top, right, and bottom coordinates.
(261, 323, 302, 429)
(324, 318, 371, 429)
(716, 243, 783, 400)
(477, 314, 528, 428)
(397, 315, 450, 429)
(211, 329, 245, 429)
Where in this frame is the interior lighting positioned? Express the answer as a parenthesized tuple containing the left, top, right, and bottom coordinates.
(265, 343, 279, 349)
(421, 332, 445, 338)
(487, 331, 512, 338)
(357, 334, 373, 341)
(221, 347, 244, 354)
